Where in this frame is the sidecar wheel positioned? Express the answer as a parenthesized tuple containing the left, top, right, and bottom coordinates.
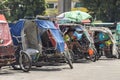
(19, 52, 32, 72)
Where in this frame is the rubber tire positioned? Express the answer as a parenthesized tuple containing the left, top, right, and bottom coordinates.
(118, 51, 120, 59)
(97, 52, 102, 60)
(90, 53, 96, 62)
(69, 50, 74, 62)
(93, 48, 100, 60)
(64, 50, 73, 69)
(116, 48, 120, 59)
(66, 58, 73, 69)
(19, 52, 32, 72)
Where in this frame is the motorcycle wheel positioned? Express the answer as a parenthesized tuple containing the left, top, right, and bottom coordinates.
(90, 53, 96, 62)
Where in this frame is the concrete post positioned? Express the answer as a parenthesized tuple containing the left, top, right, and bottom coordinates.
(58, 0, 71, 14)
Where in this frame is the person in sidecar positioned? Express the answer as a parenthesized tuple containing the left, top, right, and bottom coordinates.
(64, 28, 76, 42)
(64, 28, 78, 49)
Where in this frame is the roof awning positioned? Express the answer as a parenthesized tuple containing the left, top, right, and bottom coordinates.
(0, 14, 7, 23)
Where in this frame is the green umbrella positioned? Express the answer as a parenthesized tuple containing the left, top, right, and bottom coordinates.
(57, 11, 92, 22)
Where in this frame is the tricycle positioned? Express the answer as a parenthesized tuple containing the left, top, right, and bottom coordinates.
(10, 17, 73, 71)
(59, 23, 97, 62)
(88, 27, 120, 59)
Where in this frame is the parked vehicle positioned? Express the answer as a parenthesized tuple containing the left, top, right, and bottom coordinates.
(10, 18, 73, 70)
(0, 14, 16, 68)
(88, 27, 120, 59)
(116, 23, 120, 50)
(59, 23, 97, 62)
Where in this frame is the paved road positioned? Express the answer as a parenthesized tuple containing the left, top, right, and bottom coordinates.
(0, 57, 120, 80)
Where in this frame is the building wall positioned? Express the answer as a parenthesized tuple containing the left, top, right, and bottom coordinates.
(45, 0, 88, 16)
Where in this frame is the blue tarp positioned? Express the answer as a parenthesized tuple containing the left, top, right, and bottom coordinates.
(50, 29, 65, 52)
(35, 20, 56, 29)
(36, 20, 65, 52)
(9, 20, 25, 45)
(9, 19, 65, 52)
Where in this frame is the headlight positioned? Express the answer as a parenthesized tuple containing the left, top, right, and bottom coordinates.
(0, 39, 4, 44)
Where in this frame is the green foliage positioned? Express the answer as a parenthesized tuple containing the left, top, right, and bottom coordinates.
(0, 0, 46, 21)
(81, 0, 120, 22)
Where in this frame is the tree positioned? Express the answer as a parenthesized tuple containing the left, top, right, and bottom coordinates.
(81, 0, 120, 22)
(0, 0, 9, 16)
(2, 0, 46, 21)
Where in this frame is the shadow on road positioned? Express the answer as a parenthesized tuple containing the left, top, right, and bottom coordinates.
(73, 59, 92, 63)
(0, 69, 15, 75)
(0, 66, 31, 75)
(99, 58, 116, 61)
(31, 67, 62, 72)
(0, 72, 14, 75)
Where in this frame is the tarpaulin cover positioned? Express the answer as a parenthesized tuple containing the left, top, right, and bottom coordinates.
(9, 20, 25, 45)
(50, 29, 65, 52)
(35, 20, 57, 29)
(10, 19, 65, 52)
(57, 11, 91, 22)
(36, 20, 65, 52)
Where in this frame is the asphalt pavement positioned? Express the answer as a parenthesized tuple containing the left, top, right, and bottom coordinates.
(0, 57, 120, 80)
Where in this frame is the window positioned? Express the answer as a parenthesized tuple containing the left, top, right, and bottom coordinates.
(47, 3, 54, 8)
(74, 2, 84, 8)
